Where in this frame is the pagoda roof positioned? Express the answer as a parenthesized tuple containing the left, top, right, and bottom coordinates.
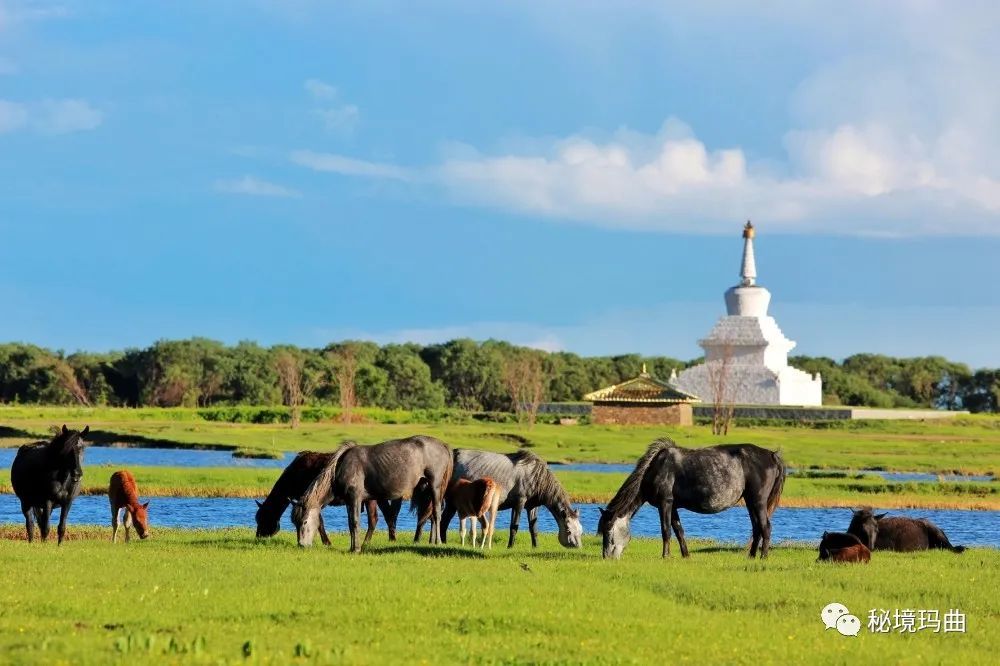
(583, 368, 701, 404)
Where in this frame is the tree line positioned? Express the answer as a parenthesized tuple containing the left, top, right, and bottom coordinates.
(0, 339, 996, 413)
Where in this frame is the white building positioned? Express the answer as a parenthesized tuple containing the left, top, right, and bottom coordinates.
(671, 222, 822, 406)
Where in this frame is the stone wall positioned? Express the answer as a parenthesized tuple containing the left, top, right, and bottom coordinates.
(591, 402, 693, 426)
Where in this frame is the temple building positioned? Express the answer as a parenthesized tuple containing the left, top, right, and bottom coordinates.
(671, 222, 822, 406)
(583, 365, 700, 425)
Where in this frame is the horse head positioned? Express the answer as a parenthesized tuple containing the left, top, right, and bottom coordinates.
(255, 499, 280, 538)
(288, 497, 320, 547)
(132, 501, 151, 539)
(52, 425, 89, 482)
(848, 508, 885, 551)
(556, 504, 583, 549)
(597, 507, 630, 560)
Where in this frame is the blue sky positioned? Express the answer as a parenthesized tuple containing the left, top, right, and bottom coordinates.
(1, 1, 998, 367)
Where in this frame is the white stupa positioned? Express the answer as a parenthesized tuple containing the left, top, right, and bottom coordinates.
(671, 222, 822, 406)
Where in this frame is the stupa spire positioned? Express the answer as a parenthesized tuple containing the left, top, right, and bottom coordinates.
(740, 221, 756, 286)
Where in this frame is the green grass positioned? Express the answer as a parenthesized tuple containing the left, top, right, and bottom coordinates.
(0, 528, 996, 664)
(1, 465, 996, 510)
(3, 407, 1000, 474)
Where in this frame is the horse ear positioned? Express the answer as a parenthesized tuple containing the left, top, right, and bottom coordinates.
(598, 508, 606, 517)
(142, 501, 150, 509)
(62, 424, 69, 435)
(875, 513, 887, 520)
(287, 497, 300, 507)
(255, 500, 264, 508)
(81, 426, 90, 437)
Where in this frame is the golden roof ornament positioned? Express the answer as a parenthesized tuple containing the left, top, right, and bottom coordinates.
(743, 220, 755, 239)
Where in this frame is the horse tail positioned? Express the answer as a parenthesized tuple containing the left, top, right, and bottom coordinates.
(477, 478, 497, 517)
(925, 521, 965, 553)
(765, 450, 786, 519)
(302, 441, 356, 510)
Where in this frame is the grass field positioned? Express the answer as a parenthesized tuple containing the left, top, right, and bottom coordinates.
(2, 465, 996, 510)
(0, 528, 996, 665)
(3, 407, 1000, 475)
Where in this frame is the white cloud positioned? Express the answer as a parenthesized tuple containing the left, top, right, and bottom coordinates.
(214, 175, 302, 198)
(303, 77, 359, 133)
(0, 97, 101, 134)
(289, 3, 1000, 236)
(0, 99, 28, 132)
(290, 150, 412, 181)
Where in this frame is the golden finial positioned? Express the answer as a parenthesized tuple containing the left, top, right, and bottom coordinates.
(743, 220, 755, 239)
(640, 363, 648, 375)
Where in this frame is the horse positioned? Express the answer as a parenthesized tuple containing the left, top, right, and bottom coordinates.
(291, 436, 452, 552)
(818, 531, 869, 563)
(255, 450, 402, 547)
(109, 470, 150, 542)
(848, 508, 966, 553)
(598, 439, 785, 560)
(415, 449, 583, 549)
(446, 477, 501, 548)
(10, 425, 89, 544)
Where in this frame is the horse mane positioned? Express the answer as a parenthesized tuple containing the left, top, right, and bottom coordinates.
(605, 438, 676, 517)
(511, 450, 574, 513)
(48, 428, 83, 455)
(301, 441, 357, 510)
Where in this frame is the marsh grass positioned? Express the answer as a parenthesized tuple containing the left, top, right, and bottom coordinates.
(0, 527, 996, 664)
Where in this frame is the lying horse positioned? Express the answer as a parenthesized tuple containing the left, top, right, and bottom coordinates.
(415, 449, 583, 549)
(292, 436, 452, 552)
(818, 532, 870, 563)
(848, 508, 965, 553)
(109, 470, 150, 542)
(256, 450, 401, 547)
(598, 439, 785, 560)
(447, 478, 501, 548)
(10, 425, 88, 544)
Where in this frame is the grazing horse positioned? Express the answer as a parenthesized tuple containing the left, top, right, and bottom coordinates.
(292, 436, 452, 552)
(598, 439, 786, 560)
(446, 478, 501, 548)
(416, 449, 583, 549)
(848, 509, 966, 553)
(255, 451, 401, 547)
(109, 470, 150, 542)
(818, 532, 870, 563)
(10, 425, 88, 544)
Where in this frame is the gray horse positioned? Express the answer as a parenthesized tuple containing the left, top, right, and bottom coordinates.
(291, 436, 452, 552)
(416, 449, 583, 549)
(598, 439, 785, 559)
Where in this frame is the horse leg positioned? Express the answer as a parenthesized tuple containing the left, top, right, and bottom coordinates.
(527, 507, 539, 548)
(37, 504, 51, 542)
(658, 502, 673, 558)
(318, 513, 332, 547)
(752, 499, 772, 558)
(379, 499, 400, 542)
(56, 501, 70, 545)
(111, 506, 120, 543)
(430, 484, 443, 546)
(347, 497, 362, 554)
(460, 516, 467, 546)
(472, 514, 479, 548)
(670, 508, 689, 558)
(508, 502, 525, 548)
(362, 500, 377, 548)
(477, 516, 488, 549)
(439, 499, 457, 545)
(124, 510, 132, 543)
(745, 500, 763, 558)
(21, 503, 34, 543)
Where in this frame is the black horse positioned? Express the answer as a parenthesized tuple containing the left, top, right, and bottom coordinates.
(291, 436, 453, 552)
(848, 508, 965, 553)
(598, 439, 786, 559)
(10, 425, 89, 544)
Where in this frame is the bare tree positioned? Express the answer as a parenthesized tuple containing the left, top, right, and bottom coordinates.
(502, 352, 547, 429)
(330, 347, 358, 425)
(52, 359, 90, 406)
(274, 351, 304, 428)
(707, 342, 736, 436)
